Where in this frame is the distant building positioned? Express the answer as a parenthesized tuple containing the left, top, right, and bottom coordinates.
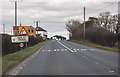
(52, 35, 66, 40)
(28, 26, 36, 37)
(36, 27, 47, 40)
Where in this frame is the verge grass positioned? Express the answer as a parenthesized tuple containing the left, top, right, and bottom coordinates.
(2, 40, 49, 74)
(69, 40, 119, 52)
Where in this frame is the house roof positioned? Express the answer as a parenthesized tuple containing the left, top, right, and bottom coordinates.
(36, 27, 47, 32)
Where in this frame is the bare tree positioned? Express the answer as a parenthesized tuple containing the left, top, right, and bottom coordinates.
(66, 19, 83, 40)
(86, 17, 100, 28)
(111, 14, 118, 33)
(98, 12, 118, 33)
(98, 12, 111, 28)
(66, 13, 118, 47)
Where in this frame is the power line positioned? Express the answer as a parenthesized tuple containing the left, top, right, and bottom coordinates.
(87, 1, 118, 12)
(96, 1, 118, 12)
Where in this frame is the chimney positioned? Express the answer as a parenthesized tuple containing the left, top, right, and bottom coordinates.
(36, 21, 38, 27)
(20, 23, 22, 26)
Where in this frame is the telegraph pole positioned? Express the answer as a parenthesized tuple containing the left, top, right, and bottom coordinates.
(10, 0, 22, 35)
(11, 29, 12, 35)
(83, 7, 86, 41)
(14, 1, 18, 35)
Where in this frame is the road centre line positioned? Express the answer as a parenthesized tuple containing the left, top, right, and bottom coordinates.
(59, 41, 116, 74)
(58, 41, 75, 53)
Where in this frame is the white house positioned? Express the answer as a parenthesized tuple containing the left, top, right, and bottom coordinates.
(36, 27, 47, 40)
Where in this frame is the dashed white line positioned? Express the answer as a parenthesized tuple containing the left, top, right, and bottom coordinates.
(54, 49, 57, 51)
(58, 41, 75, 53)
(57, 49, 59, 51)
(65, 49, 67, 51)
(95, 62, 99, 64)
(62, 49, 64, 51)
(82, 56, 86, 58)
(109, 70, 115, 73)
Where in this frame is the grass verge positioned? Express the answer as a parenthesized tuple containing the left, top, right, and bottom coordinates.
(2, 40, 49, 74)
(69, 40, 119, 52)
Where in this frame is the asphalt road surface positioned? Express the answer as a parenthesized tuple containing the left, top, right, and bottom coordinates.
(16, 40, 118, 75)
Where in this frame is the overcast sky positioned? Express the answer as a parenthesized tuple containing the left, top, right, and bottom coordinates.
(0, 0, 119, 39)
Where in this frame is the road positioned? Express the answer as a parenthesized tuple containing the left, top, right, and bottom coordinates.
(15, 40, 118, 75)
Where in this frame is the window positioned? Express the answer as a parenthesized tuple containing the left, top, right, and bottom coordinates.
(28, 30, 30, 33)
(32, 30, 34, 33)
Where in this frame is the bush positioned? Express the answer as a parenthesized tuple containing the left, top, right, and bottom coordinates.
(85, 27, 118, 47)
(2, 34, 43, 56)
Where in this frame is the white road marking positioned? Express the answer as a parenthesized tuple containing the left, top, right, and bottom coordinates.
(83, 56, 86, 57)
(109, 70, 115, 73)
(61, 49, 64, 51)
(80, 49, 87, 51)
(42, 50, 47, 51)
(54, 49, 57, 51)
(6, 44, 46, 75)
(83, 49, 87, 51)
(93, 61, 116, 73)
(58, 41, 116, 74)
(90, 49, 95, 51)
(58, 41, 75, 53)
(57, 49, 59, 51)
(74, 49, 77, 52)
(81, 49, 84, 50)
(95, 62, 99, 64)
(65, 49, 67, 51)
(19, 67, 23, 69)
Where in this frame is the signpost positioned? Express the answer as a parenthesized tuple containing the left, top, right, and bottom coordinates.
(11, 36, 29, 48)
(11, 36, 29, 43)
(19, 43, 24, 48)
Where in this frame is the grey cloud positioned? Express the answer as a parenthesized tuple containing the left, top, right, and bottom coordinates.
(1, 1, 118, 38)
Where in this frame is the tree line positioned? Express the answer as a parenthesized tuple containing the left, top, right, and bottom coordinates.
(66, 12, 119, 47)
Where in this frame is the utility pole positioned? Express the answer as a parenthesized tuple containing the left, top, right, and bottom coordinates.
(10, 0, 22, 35)
(14, 1, 18, 35)
(3, 24, 5, 34)
(83, 7, 86, 41)
(11, 29, 12, 35)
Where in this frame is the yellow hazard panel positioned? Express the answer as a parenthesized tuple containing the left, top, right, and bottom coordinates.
(18, 26, 29, 34)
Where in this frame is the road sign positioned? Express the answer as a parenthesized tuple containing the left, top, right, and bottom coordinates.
(20, 27, 27, 34)
(11, 36, 29, 43)
(18, 26, 29, 35)
(19, 43, 24, 48)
